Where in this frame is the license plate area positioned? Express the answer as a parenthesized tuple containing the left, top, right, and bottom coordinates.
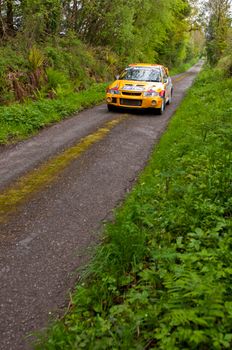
(120, 99, 142, 106)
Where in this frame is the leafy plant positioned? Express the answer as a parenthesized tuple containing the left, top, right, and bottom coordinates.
(0, 83, 107, 144)
(28, 46, 46, 90)
(28, 46, 45, 71)
(45, 68, 71, 96)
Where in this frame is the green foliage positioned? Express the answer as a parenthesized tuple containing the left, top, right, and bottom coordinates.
(35, 67, 232, 349)
(1, 0, 201, 76)
(0, 83, 107, 144)
(216, 27, 232, 77)
(170, 57, 199, 75)
(45, 68, 71, 96)
(205, 0, 231, 65)
(217, 55, 232, 77)
(0, 36, 112, 105)
(0, 44, 27, 104)
(28, 47, 45, 71)
(18, 0, 61, 40)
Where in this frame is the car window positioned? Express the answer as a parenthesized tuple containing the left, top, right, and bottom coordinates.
(161, 68, 168, 82)
(119, 67, 161, 82)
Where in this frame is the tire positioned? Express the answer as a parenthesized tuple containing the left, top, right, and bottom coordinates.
(107, 104, 116, 112)
(157, 98, 166, 115)
(166, 88, 173, 105)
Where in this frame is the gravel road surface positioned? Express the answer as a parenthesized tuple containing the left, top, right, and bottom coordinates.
(0, 62, 203, 349)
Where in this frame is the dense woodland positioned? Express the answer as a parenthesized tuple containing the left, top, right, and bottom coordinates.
(0, 0, 231, 105)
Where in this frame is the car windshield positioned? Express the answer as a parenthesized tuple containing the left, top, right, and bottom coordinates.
(119, 67, 161, 82)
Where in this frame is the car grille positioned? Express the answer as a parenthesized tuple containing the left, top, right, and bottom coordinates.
(122, 92, 142, 96)
(120, 99, 142, 106)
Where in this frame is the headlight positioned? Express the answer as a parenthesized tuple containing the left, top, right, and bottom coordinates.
(107, 88, 121, 95)
(144, 90, 159, 97)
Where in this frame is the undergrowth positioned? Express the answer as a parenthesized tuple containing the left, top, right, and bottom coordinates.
(0, 83, 107, 144)
(35, 66, 232, 349)
(0, 35, 114, 106)
(170, 57, 199, 75)
(0, 34, 113, 144)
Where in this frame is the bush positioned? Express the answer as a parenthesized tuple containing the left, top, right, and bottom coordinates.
(0, 83, 107, 144)
(217, 55, 232, 77)
(0, 35, 112, 105)
(46, 68, 72, 96)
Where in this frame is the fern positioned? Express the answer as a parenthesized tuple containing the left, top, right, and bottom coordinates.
(28, 46, 45, 71)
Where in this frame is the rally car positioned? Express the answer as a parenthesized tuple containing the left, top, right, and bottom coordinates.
(106, 63, 173, 114)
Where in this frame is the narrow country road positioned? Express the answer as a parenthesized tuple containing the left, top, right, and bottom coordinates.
(0, 62, 203, 350)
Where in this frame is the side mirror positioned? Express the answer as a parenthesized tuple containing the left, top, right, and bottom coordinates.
(163, 77, 168, 83)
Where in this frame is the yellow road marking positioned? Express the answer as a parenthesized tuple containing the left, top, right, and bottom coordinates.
(172, 73, 190, 83)
(0, 116, 127, 223)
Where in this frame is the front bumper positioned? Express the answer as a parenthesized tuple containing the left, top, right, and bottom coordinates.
(106, 94, 163, 109)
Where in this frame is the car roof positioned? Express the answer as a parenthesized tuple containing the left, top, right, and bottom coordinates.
(128, 63, 169, 74)
(128, 63, 163, 68)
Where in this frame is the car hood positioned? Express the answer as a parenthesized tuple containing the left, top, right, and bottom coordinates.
(108, 80, 164, 92)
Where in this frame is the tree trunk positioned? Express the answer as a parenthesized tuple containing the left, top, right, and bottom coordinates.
(6, 0, 14, 35)
(0, 0, 5, 38)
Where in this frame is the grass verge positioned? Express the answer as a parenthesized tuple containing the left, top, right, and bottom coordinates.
(170, 57, 200, 75)
(35, 67, 232, 349)
(0, 83, 107, 145)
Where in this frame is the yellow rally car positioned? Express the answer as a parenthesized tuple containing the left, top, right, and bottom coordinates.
(106, 63, 173, 114)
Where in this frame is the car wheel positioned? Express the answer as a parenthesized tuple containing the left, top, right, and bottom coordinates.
(166, 88, 173, 105)
(157, 99, 165, 115)
(107, 104, 116, 112)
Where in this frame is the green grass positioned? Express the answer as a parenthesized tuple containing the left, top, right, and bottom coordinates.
(35, 66, 232, 349)
(0, 83, 107, 144)
(170, 57, 200, 75)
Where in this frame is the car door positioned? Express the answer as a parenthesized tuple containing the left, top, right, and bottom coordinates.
(162, 67, 172, 102)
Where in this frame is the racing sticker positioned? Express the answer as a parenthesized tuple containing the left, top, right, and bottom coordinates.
(122, 85, 145, 91)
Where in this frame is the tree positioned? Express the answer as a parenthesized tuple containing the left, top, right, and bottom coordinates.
(0, 0, 15, 38)
(205, 0, 232, 64)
